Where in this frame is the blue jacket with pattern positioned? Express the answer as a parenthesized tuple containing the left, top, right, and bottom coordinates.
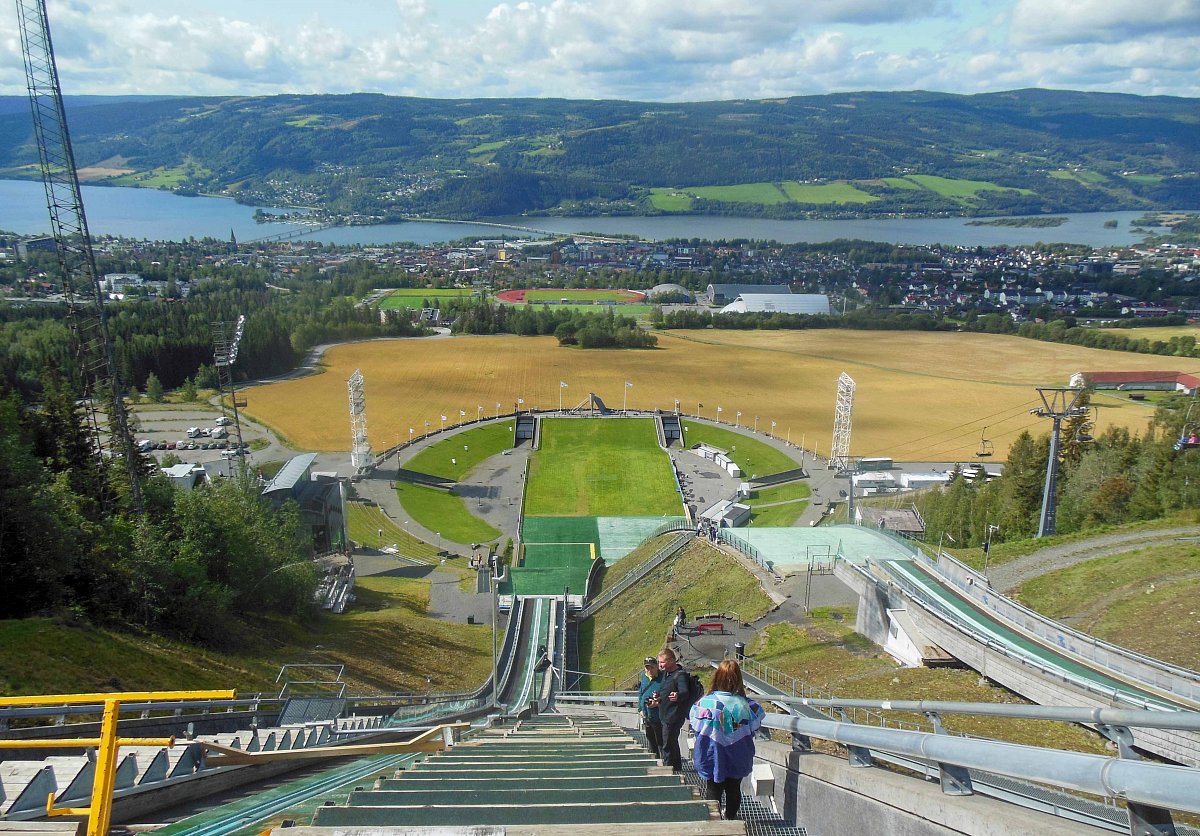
(688, 690, 765, 782)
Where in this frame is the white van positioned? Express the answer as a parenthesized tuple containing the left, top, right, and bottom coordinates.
(211, 427, 228, 439)
(214, 416, 232, 426)
(186, 427, 201, 438)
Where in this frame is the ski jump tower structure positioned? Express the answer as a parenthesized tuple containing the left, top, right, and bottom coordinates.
(830, 372, 855, 472)
(348, 369, 372, 473)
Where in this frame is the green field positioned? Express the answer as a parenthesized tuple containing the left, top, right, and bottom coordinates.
(523, 289, 638, 303)
(679, 420, 800, 478)
(745, 481, 811, 527)
(882, 177, 924, 190)
(649, 180, 876, 209)
(405, 423, 514, 481)
(903, 174, 1034, 199)
(395, 482, 501, 545)
(380, 288, 475, 310)
(648, 188, 694, 211)
(780, 181, 878, 204)
(524, 418, 682, 517)
(108, 164, 206, 189)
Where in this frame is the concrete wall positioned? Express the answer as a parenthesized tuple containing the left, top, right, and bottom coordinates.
(754, 741, 1097, 836)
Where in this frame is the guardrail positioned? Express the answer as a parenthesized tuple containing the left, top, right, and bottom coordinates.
(717, 527, 770, 570)
(578, 531, 695, 619)
(554, 692, 1200, 833)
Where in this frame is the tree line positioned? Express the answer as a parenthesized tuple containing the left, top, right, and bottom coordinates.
(914, 394, 1200, 548)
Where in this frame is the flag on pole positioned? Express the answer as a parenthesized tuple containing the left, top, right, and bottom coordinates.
(560, 381, 568, 388)
(459, 409, 466, 417)
(518, 398, 524, 404)
(625, 381, 633, 388)
(441, 415, 447, 421)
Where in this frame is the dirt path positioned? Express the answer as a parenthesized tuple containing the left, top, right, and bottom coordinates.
(989, 526, 1200, 592)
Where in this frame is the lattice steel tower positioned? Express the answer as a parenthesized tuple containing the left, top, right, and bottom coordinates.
(348, 369, 372, 472)
(213, 316, 248, 475)
(830, 372, 856, 472)
(17, 0, 142, 512)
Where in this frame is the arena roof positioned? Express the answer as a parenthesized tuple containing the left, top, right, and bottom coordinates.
(719, 293, 831, 315)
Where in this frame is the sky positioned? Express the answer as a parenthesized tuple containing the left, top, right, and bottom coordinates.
(0, 0, 1198, 101)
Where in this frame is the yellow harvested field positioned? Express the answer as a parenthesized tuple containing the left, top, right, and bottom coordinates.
(1096, 326, 1200, 342)
(242, 331, 1200, 461)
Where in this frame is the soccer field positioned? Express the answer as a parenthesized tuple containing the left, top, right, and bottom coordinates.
(524, 418, 683, 517)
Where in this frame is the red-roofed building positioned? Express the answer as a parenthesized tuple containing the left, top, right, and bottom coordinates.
(1069, 371, 1200, 395)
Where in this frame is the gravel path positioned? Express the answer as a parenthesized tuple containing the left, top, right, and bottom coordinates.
(989, 526, 1200, 592)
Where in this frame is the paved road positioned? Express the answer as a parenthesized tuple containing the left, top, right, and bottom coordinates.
(988, 526, 1200, 592)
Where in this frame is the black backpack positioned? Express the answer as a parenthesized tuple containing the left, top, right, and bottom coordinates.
(682, 671, 705, 711)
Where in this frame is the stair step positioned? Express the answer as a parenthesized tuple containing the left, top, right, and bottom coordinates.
(379, 775, 683, 791)
(313, 799, 717, 827)
(348, 785, 695, 806)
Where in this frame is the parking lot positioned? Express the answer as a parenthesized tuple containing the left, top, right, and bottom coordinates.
(130, 406, 292, 469)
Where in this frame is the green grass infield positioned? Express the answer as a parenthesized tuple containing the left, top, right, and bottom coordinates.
(524, 418, 682, 517)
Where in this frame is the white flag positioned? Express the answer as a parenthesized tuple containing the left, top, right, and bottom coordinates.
(625, 381, 633, 388)
(560, 381, 568, 388)
(441, 415, 447, 421)
(518, 398, 524, 404)
(459, 410, 466, 417)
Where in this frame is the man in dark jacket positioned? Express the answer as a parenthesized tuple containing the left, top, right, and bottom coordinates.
(656, 647, 691, 773)
(637, 657, 664, 758)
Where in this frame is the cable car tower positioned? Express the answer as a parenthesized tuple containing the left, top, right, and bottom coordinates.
(17, 0, 142, 512)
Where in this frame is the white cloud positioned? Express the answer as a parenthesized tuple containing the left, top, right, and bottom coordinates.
(1010, 0, 1200, 46)
(0, 0, 1195, 100)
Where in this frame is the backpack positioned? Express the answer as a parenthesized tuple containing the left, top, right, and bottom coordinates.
(682, 671, 705, 711)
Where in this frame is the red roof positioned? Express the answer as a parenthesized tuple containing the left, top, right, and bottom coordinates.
(1081, 371, 1200, 388)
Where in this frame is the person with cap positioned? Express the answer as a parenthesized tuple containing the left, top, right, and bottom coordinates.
(637, 656, 664, 759)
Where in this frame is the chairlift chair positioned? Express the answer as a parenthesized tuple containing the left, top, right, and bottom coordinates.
(975, 428, 994, 458)
(1075, 407, 1098, 444)
(1174, 423, 1200, 452)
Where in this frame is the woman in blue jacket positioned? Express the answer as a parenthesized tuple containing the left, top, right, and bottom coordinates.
(688, 659, 765, 820)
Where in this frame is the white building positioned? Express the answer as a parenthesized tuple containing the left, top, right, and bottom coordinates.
(719, 293, 831, 315)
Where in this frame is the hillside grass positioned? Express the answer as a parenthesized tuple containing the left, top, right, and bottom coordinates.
(394, 482, 501, 545)
(747, 611, 1110, 753)
(524, 418, 682, 517)
(1050, 169, 1108, 185)
(689, 182, 791, 205)
(579, 539, 773, 689)
(0, 573, 492, 697)
(905, 174, 1034, 199)
(404, 422, 514, 481)
(680, 420, 799, 477)
(780, 181, 878, 204)
(346, 501, 442, 561)
(242, 331, 1194, 459)
(1013, 541, 1200, 670)
(647, 188, 693, 211)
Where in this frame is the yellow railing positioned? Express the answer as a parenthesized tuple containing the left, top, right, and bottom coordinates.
(0, 689, 235, 836)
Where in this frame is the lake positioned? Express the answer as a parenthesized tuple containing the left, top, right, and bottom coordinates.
(0, 179, 1178, 248)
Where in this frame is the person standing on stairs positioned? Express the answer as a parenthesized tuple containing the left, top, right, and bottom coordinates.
(657, 647, 690, 773)
(689, 659, 765, 821)
(638, 656, 664, 759)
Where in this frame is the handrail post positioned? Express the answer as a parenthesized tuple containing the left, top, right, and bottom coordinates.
(1094, 723, 1177, 836)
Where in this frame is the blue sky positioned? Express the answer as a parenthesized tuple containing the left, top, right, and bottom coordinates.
(1, 0, 1197, 100)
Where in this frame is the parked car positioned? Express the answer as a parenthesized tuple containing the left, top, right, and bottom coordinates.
(214, 416, 232, 426)
(186, 427, 200, 438)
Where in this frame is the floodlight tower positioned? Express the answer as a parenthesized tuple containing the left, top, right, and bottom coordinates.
(213, 316, 247, 475)
(17, 0, 142, 513)
(830, 372, 856, 472)
(1031, 386, 1089, 538)
(348, 369, 372, 472)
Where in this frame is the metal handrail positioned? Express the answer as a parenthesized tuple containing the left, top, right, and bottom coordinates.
(578, 530, 695, 618)
(781, 697, 1200, 732)
(552, 693, 1200, 818)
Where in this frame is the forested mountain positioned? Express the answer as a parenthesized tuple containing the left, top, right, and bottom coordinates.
(0, 89, 1197, 220)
